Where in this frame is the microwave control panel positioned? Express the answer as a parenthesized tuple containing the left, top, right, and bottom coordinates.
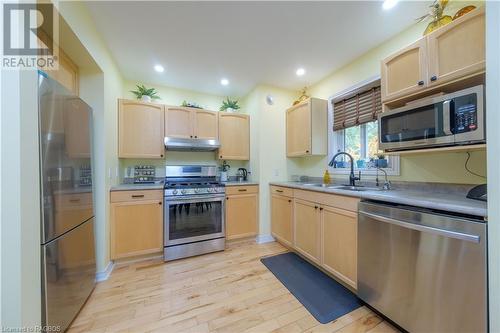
(453, 94, 478, 134)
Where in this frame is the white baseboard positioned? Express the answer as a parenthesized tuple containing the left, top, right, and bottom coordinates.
(96, 261, 114, 282)
(256, 234, 275, 244)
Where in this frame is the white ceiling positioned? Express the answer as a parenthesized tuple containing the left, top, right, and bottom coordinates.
(85, 1, 431, 97)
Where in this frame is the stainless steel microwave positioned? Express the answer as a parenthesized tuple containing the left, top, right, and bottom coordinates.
(378, 85, 485, 151)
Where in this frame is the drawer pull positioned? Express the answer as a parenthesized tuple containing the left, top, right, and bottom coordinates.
(69, 199, 81, 203)
(238, 189, 247, 192)
(131, 194, 145, 198)
(276, 190, 284, 193)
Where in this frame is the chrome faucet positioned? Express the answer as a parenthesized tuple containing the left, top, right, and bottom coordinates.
(328, 152, 360, 187)
(376, 167, 392, 190)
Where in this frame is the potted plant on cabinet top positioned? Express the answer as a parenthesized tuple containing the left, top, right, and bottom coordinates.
(219, 97, 241, 113)
(130, 84, 160, 102)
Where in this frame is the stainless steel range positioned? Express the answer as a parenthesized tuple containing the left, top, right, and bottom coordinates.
(163, 165, 226, 261)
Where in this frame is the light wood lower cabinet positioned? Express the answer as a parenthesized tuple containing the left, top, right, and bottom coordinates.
(294, 199, 321, 264)
(271, 185, 359, 289)
(271, 194, 293, 247)
(321, 205, 358, 289)
(225, 185, 259, 240)
(110, 190, 163, 259)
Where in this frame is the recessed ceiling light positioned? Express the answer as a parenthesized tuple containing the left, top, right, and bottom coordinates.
(296, 68, 305, 76)
(154, 65, 164, 73)
(220, 78, 229, 86)
(382, 0, 398, 10)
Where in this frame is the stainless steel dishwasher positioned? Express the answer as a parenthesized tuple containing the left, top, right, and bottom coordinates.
(358, 201, 487, 333)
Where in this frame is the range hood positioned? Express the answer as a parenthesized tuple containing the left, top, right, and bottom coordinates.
(164, 137, 220, 151)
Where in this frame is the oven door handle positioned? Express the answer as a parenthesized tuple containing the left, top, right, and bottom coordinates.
(164, 195, 225, 204)
(442, 100, 453, 135)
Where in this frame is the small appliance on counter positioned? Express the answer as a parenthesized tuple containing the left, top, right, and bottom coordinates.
(220, 161, 230, 182)
(236, 168, 248, 181)
(134, 165, 156, 183)
(467, 184, 487, 202)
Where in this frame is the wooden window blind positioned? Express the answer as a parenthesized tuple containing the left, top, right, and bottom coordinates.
(333, 86, 382, 130)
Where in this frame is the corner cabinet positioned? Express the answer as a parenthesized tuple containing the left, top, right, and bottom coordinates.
(118, 99, 165, 159)
(110, 190, 164, 260)
(165, 107, 218, 140)
(381, 38, 427, 102)
(286, 98, 327, 157)
(225, 185, 259, 240)
(381, 7, 485, 103)
(218, 113, 250, 160)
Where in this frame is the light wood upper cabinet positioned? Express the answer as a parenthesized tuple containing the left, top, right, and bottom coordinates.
(381, 38, 427, 102)
(110, 190, 163, 260)
(118, 99, 165, 159)
(294, 199, 321, 264)
(427, 7, 485, 87)
(165, 107, 193, 139)
(321, 205, 358, 289)
(218, 113, 250, 160)
(226, 185, 259, 240)
(165, 107, 218, 140)
(271, 193, 293, 247)
(286, 98, 327, 157)
(381, 8, 485, 103)
(193, 109, 218, 140)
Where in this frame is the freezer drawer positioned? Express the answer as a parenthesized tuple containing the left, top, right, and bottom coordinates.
(42, 217, 96, 331)
(358, 201, 487, 333)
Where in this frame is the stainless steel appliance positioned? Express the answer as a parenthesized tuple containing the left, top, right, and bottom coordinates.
(163, 165, 226, 261)
(378, 85, 485, 151)
(358, 201, 487, 333)
(38, 72, 96, 332)
(164, 137, 220, 151)
(236, 168, 248, 182)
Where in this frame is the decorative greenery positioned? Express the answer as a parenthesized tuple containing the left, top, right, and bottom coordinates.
(219, 97, 241, 112)
(180, 100, 202, 109)
(130, 84, 160, 100)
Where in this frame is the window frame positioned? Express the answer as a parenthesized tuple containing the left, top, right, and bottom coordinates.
(327, 76, 400, 176)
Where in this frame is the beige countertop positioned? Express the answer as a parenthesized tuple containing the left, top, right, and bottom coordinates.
(270, 181, 487, 218)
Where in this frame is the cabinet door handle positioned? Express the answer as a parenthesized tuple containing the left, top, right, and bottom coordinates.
(314, 206, 318, 209)
(418, 80, 424, 86)
(320, 207, 323, 211)
(160, 154, 164, 157)
(194, 136, 198, 138)
(159, 202, 162, 205)
(219, 155, 223, 158)
(238, 189, 247, 192)
(305, 150, 310, 153)
(131, 194, 145, 198)
(226, 197, 229, 200)
(190, 135, 193, 138)
(430, 75, 437, 82)
(288, 199, 292, 203)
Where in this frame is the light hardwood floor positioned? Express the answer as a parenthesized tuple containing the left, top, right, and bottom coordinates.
(69, 240, 400, 333)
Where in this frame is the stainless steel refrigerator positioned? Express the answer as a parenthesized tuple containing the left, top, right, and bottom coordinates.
(38, 72, 96, 331)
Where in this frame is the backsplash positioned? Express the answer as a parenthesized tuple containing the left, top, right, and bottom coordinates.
(118, 151, 249, 181)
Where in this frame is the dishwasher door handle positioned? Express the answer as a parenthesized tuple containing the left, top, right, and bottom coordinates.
(359, 211, 481, 243)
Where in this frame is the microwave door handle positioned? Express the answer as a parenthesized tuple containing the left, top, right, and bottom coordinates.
(443, 100, 453, 135)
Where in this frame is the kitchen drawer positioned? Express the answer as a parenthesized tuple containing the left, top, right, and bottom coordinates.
(55, 192, 93, 208)
(294, 189, 359, 212)
(226, 185, 259, 195)
(110, 189, 163, 203)
(270, 185, 293, 197)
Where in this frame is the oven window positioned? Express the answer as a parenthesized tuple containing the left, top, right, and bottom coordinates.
(168, 201, 222, 240)
(381, 104, 445, 143)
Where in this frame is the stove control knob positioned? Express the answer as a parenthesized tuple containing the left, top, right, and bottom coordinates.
(172, 189, 178, 195)
(181, 189, 187, 195)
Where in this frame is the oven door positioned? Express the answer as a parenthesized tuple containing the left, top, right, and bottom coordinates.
(164, 194, 225, 246)
(379, 97, 454, 151)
